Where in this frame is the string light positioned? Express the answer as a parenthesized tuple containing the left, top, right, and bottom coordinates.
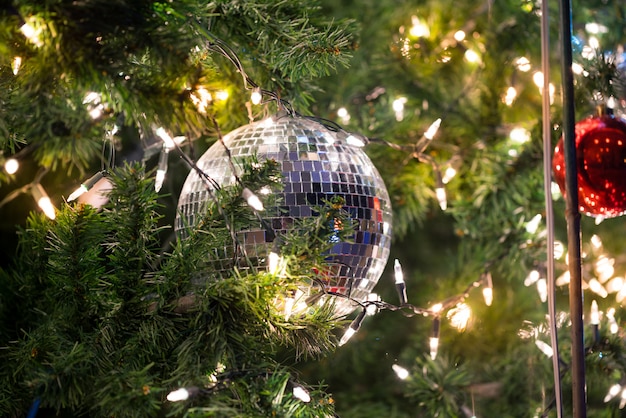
(67, 171, 105, 202)
(31, 183, 56, 220)
(453, 30, 466, 42)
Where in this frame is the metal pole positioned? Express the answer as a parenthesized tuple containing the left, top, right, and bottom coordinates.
(540, 0, 563, 414)
(557, 0, 587, 416)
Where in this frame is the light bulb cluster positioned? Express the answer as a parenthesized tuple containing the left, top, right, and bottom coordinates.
(337, 259, 494, 362)
(362, 117, 447, 211)
(166, 372, 313, 405)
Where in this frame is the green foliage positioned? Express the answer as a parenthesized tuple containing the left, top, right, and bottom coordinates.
(403, 356, 471, 418)
(0, 0, 356, 177)
(0, 161, 344, 417)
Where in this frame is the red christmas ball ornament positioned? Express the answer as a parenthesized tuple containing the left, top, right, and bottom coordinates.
(553, 113, 626, 218)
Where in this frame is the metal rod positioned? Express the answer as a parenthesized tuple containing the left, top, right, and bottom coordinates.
(540, 0, 563, 414)
(558, 0, 587, 416)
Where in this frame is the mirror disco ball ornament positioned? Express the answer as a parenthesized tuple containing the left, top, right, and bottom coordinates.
(553, 113, 626, 218)
(176, 113, 393, 316)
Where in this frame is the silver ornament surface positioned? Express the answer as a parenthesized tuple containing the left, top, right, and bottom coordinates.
(176, 114, 392, 316)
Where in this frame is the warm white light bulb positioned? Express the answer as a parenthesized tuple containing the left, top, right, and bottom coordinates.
(424, 118, 442, 140)
(553, 241, 565, 259)
(464, 49, 480, 63)
(590, 300, 600, 325)
(167, 388, 190, 402)
(510, 127, 531, 144)
(535, 340, 553, 357)
(394, 259, 404, 284)
(215, 90, 229, 101)
(339, 327, 356, 346)
(67, 184, 89, 202)
(447, 303, 471, 330)
(453, 30, 466, 41)
(268, 251, 280, 274)
(604, 383, 622, 402)
(392, 97, 406, 112)
(345, 135, 366, 147)
(588, 278, 608, 298)
(392, 364, 410, 380)
(504, 86, 517, 106)
(250, 89, 262, 105)
(442, 167, 457, 184)
(409, 16, 430, 37)
(431, 303, 443, 314)
(524, 270, 540, 286)
(20, 21, 43, 46)
(435, 187, 447, 210)
(483, 287, 493, 307)
(429, 336, 439, 360)
(620, 388, 626, 409)
(12, 56, 22, 75)
(525, 214, 542, 234)
(292, 386, 311, 403)
(155, 169, 166, 193)
(32, 184, 56, 220)
(242, 187, 264, 211)
(515, 57, 531, 72)
(156, 127, 175, 149)
(4, 158, 19, 174)
(366, 293, 380, 316)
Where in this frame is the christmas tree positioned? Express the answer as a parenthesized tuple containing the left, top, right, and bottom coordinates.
(2, 0, 626, 417)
